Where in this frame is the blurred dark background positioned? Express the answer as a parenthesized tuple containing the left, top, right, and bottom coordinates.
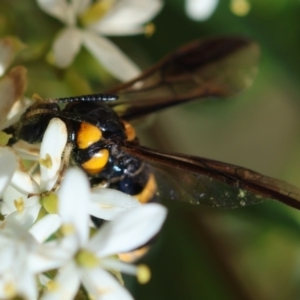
(2, 0, 300, 299)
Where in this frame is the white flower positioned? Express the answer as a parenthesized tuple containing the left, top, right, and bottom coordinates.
(0, 117, 68, 225)
(185, 0, 219, 21)
(0, 215, 61, 299)
(0, 221, 39, 299)
(36, 0, 163, 81)
(42, 168, 167, 300)
(89, 186, 141, 221)
(2, 117, 140, 224)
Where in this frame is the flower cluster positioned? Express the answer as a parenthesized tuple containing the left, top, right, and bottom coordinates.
(0, 160, 167, 299)
(37, 0, 163, 81)
(0, 34, 168, 300)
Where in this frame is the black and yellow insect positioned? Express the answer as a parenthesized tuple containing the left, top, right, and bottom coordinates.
(4, 36, 300, 211)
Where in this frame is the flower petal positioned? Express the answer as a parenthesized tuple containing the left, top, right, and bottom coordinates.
(81, 268, 133, 300)
(39, 118, 67, 191)
(42, 262, 80, 300)
(82, 32, 140, 81)
(0, 147, 17, 197)
(15, 268, 38, 300)
(12, 140, 40, 161)
(0, 247, 14, 272)
(5, 204, 41, 229)
(53, 27, 83, 68)
(29, 241, 70, 273)
(90, 0, 163, 36)
(88, 203, 167, 257)
(37, 0, 75, 25)
(10, 156, 40, 194)
(185, 0, 219, 21)
(2, 185, 28, 215)
(0, 66, 27, 130)
(58, 168, 90, 246)
(29, 214, 61, 243)
(71, 0, 91, 15)
(89, 187, 140, 220)
(0, 265, 38, 300)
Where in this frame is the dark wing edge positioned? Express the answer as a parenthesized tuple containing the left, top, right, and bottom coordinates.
(122, 144, 300, 210)
(107, 36, 260, 120)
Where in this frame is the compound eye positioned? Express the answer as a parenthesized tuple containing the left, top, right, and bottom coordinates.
(81, 149, 109, 175)
(77, 122, 102, 149)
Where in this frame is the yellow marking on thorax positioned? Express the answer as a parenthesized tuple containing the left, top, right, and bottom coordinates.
(82, 149, 109, 175)
(77, 122, 102, 149)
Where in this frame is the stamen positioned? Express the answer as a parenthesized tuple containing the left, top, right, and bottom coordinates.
(14, 197, 24, 213)
(39, 153, 53, 169)
(102, 258, 151, 283)
(102, 257, 137, 275)
(137, 264, 151, 284)
(230, 0, 251, 16)
(4, 282, 16, 298)
(144, 23, 155, 37)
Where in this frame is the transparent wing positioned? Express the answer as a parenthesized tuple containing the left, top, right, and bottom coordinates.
(122, 145, 300, 209)
(108, 37, 260, 120)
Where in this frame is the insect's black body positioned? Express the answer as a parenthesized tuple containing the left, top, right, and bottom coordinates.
(4, 36, 300, 212)
(66, 101, 157, 203)
(6, 98, 158, 205)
